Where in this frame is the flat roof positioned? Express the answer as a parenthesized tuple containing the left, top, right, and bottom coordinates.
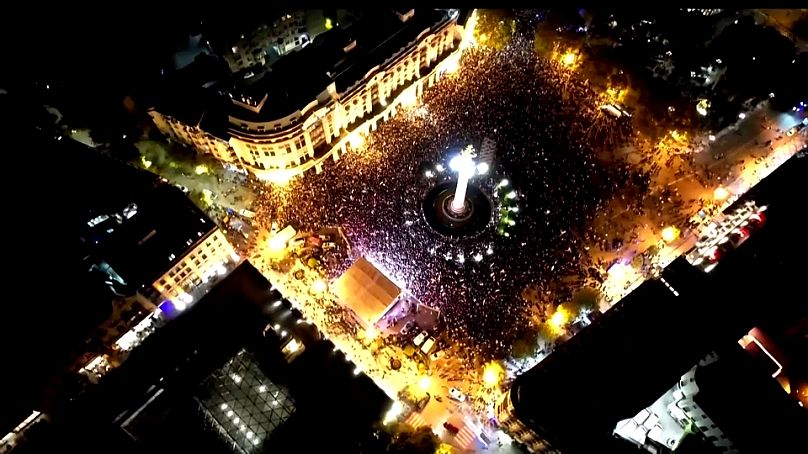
(71, 148, 217, 287)
(332, 257, 401, 327)
(228, 9, 449, 122)
(31, 262, 391, 453)
(511, 268, 737, 452)
(693, 344, 807, 452)
(98, 184, 216, 287)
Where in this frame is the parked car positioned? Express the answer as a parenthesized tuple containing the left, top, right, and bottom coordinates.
(413, 331, 428, 347)
(421, 337, 435, 354)
(448, 387, 466, 402)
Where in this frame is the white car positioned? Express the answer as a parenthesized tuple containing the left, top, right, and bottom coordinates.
(413, 331, 428, 346)
(448, 387, 466, 402)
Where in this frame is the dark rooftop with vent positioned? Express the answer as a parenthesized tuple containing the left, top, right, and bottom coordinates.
(73, 142, 217, 289)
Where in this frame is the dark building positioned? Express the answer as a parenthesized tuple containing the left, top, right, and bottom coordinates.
(11, 262, 391, 454)
(680, 343, 808, 453)
(498, 151, 807, 453)
(74, 145, 217, 295)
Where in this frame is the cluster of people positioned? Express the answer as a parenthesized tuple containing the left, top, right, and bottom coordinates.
(251, 41, 654, 357)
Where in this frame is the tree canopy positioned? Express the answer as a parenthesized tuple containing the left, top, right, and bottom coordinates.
(475, 10, 516, 50)
(511, 329, 539, 358)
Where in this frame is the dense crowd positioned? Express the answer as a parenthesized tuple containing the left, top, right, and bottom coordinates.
(251, 41, 652, 356)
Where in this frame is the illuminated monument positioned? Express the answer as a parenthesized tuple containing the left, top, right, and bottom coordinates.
(423, 145, 493, 237)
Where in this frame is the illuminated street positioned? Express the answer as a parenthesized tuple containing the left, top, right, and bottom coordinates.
(7, 7, 807, 454)
(213, 12, 806, 447)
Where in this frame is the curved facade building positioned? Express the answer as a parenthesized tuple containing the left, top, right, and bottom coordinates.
(149, 9, 465, 182)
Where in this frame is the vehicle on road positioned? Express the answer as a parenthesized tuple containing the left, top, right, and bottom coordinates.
(448, 387, 466, 402)
(443, 422, 460, 435)
(421, 337, 435, 355)
(413, 331, 428, 347)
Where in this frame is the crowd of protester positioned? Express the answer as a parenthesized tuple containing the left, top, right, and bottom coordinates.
(249, 41, 657, 356)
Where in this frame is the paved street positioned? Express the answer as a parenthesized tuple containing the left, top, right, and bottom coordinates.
(135, 139, 256, 213)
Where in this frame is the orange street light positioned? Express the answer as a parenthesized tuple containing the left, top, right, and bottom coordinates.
(483, 361, 504, 387)
(419, 375, 432, 391)
(714, 186, 731, 201)
(661, 226, 680, 243)
(562, 52, 577, 67)
(549, 307, 569, 331)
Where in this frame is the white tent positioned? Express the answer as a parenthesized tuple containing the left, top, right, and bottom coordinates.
(332, 257, 401, 328)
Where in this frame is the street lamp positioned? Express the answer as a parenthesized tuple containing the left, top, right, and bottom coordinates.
(661, 226, 680, 243)
(482, 361, 504, 387)
(419, 375, 432, 391)
(561, 52, 577, 67)
(311, 279, 327, 294)
(714, 186, 730, 201)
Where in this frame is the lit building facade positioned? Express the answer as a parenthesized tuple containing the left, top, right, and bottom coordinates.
(495, 391, 558, 453)
(670, 354, 737, 452)
(151, 229, 238, 301)
(149, 9, 465, 182)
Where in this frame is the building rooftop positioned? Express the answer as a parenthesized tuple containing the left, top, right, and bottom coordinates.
(511, 275, 718, 452)
(693, 344, 807, 452)
(226, 9, 449, 122)
(72, 147, 216, 289)
(20, 262, 391, 453)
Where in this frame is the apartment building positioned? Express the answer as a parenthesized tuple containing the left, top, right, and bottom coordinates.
(149, 9, 465, 182)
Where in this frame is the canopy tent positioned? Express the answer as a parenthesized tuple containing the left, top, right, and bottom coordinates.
(332, 257, 401, 328)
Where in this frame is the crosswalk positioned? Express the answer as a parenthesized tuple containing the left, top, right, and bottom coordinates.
(454, 425, 478, 450)
(405, 413, 479, 451)
(405, 412, 428, 429)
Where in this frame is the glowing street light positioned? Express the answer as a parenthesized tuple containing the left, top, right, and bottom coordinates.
(482, 361, 504, 387)
(608, 262, 630, 280)
(714, 186, 730, 201)
(448, 146, 477, 215)
(419, 375, 432, 391)
(442, 55, 460, 74)
(400, 87, 417, 108)
(365, 327, 379, 341)
(383, 401, 404, 425)
(506, 191, 517, 200)
(561, 52, 577, 67)
(311, 279, 327, 294)
(661, 226, 680, 243)
(476, 162, 490, 175)
(348, 131, 365, 149)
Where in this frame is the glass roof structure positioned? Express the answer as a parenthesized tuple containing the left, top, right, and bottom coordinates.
(196, 350, 295, 453)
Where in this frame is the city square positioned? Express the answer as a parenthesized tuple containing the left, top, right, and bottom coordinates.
(250, 42, 651, 357)
(7, 7, 806, 454)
